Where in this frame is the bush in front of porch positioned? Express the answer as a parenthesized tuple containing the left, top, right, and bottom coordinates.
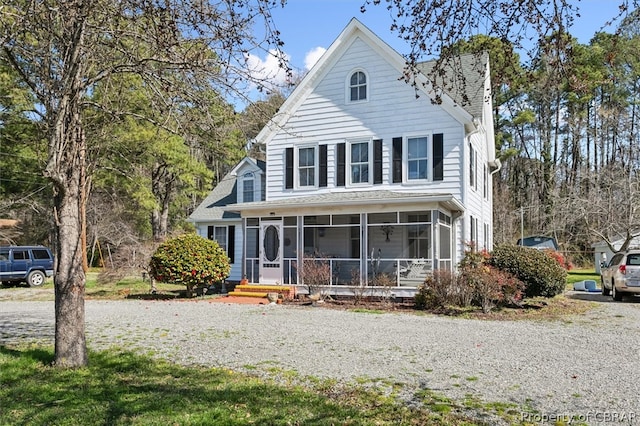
(414, 246, 526, 313)
(149, 233, 230, 297)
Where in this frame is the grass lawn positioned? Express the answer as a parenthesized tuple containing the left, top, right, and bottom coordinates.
(0, 345, 522, 425)
(565, 268, 601, 291)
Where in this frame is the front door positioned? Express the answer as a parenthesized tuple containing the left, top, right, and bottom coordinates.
(260, 220, 283, 284)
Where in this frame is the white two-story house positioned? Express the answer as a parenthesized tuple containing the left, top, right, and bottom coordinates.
(190, 18, 498, 296)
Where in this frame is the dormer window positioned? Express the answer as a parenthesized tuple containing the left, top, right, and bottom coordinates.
(242, 172, 254, 202)
(349, 70, 367, 102)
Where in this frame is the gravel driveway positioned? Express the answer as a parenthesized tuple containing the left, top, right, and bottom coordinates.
(1, 292, 639, 424)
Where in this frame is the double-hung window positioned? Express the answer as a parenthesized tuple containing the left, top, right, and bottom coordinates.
(298, 146, 316, 187)
(469, 143, 477, 190)
(407, 136, 429, 180)
(242, 173, 254, 202)
(208, 225, 235, 263)
(350, 141, 369, 184)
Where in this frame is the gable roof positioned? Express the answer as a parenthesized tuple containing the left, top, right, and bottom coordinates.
(255, 18, 487, 146)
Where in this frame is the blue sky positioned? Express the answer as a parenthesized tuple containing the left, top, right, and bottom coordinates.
(246, 0, 631, 96)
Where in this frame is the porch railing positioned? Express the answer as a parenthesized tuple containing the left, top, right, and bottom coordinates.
(244, 257, 435, 287)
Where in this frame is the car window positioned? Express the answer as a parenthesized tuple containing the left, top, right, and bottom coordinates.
(626, 254, 640, 266)
(0, 249, 8, 261)
(610, 254, 624, 267)
(13, 250, 29, 260)
(31, 249, 52, 260)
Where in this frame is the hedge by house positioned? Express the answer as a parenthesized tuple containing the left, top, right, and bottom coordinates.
(488, 244, 567, 298)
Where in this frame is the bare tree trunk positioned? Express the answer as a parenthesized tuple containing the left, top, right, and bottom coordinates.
(45, 8, 89, 364)
(50, 100, 88, 368)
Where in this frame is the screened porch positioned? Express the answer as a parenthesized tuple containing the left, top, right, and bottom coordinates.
(242, 209, 454, 288)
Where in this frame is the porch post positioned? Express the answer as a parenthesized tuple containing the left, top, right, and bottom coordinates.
(432, 210, 439, 271)
(297, 215, 304, 285)
(241, 217, 246, 280)
(360, 213, 367, 285)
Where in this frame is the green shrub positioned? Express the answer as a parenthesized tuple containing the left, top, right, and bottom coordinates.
(458, 246, 524, 313)
(414, 269, 460, 310)
(149, 233, 230, 297)
(488, 244, 567, 298)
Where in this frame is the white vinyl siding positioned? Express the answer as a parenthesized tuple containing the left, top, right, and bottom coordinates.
(265, 38, 464, 200)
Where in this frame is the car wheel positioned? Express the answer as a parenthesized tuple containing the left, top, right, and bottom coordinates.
(27, 270, 45, 287)
(601, 279, 610, 296)
(612, 284, 624, 302)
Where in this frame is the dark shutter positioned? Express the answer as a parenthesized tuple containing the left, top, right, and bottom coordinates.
(319, 145, 328, 187)
(433, 133, 444, 181)
(285, 147, 293, 189)
(392, 137, 403, 183)
(207, 226, 214, 240)
(336, 143, 345, 187)
(227, 225, 235, 264)
(373, 139, 383, 184)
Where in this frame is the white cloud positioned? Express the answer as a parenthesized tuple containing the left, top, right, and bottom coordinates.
(304, 47, 326, 70)
(245, 49, 291, 87)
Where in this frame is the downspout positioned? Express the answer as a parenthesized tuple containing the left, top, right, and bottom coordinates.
(462, 118, 482, 256)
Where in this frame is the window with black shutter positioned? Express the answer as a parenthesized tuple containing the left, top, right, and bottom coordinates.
(227, 225, 235, 263)
(433, 133, 444, 181)
(336, 143, 345, 187)
(373, 139, 383, 184)
(285, 147, 293, 189)
(392, 137, 402, 183)
(319, 145, 328, 187)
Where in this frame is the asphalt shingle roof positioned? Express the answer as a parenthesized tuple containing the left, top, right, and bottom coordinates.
(415, 52, 489, 119)
(189, 173, 240, 221)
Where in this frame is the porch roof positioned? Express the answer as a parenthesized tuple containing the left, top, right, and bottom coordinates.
(224, 190, 464, 216)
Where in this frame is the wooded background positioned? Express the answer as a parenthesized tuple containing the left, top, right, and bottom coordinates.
(2, 5, 639, 267)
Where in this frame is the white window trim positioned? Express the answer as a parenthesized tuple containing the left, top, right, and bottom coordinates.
(345, 68, 370, 104)
(295, 144, 319, 189)
(212, 225, 228, 252)
(469, 142, 478, 192)
(346, 138, 372, 187)
(402, 132, 432, 184)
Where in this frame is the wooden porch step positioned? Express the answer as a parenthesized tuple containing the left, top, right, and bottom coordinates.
(227, 291, 268, 298)
(227, 284, 296, 300)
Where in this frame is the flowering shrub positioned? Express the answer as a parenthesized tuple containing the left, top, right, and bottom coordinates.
(149, 233, 230, 297)
(545, 249, 573, 270)
(458, 246, 524, 313)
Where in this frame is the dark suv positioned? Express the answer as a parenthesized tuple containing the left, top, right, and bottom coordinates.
(0, 246, 55, 287)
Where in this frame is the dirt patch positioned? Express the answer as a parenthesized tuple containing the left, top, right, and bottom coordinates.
(0, 286, 55, 302)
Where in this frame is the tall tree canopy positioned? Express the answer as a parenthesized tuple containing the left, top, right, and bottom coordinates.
(0, 0, 288, 367)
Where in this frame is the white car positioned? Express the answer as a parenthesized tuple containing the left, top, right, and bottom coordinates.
(600, 250, 640, 301)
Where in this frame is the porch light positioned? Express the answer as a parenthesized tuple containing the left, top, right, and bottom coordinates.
(380, 224, 394, 242)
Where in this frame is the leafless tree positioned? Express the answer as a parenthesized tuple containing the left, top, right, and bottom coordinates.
(0, 0, 289, 367)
